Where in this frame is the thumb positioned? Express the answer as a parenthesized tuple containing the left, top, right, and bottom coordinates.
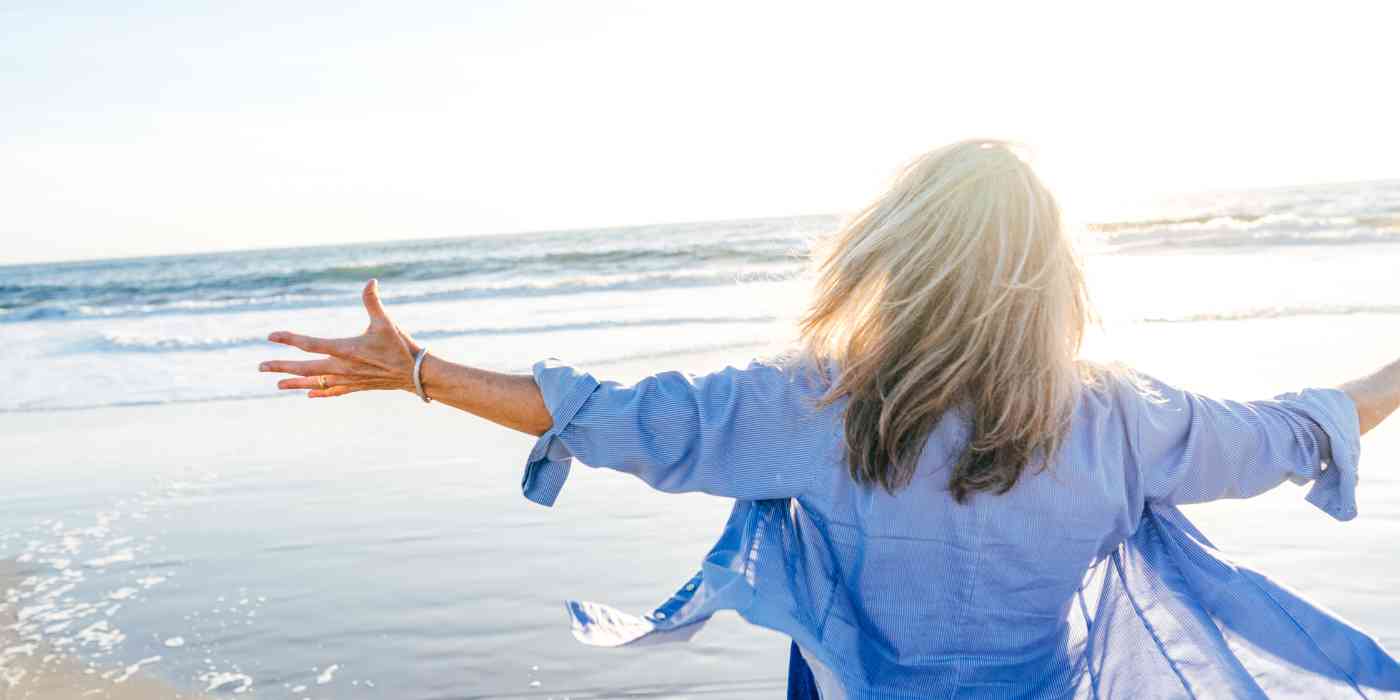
(362, 279, 390, 323)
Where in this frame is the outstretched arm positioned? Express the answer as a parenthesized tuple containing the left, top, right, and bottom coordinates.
(260, 280, 827, 503)
(1123, 353, 1399, 510)
(1123, 368, 1362, 510)
(1340, 357, 1400, 435)
(417, 359, 551, 436)
(258, 279, 552, 436)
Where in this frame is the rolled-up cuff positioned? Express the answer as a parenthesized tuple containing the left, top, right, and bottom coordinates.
(1277, 387, 1362, 521)
(521, 359, 600, 507)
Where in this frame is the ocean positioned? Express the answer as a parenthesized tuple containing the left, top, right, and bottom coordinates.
(2, 179, 1399, 697)
(3, 179, 1400, 413)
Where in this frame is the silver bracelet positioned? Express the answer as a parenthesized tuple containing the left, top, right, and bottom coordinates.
(412, 347, 432, 403)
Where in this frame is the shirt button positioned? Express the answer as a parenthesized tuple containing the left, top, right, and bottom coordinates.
(685, 583, 697, 591)
(654, 611, 668, 620)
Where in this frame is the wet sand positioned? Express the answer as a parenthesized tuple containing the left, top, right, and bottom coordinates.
(0, 560, 207, 700)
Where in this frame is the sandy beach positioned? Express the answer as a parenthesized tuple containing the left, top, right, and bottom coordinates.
(1, 311, 1398, 697)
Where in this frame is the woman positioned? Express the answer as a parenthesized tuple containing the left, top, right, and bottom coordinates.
(259, 140, 1400, 698)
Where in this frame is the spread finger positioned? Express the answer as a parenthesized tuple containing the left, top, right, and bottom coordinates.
(308, 385, 360, 398)
(276, 374, 349, 390)
(266, 332, 354, 357)
(259, 358, 338, 376)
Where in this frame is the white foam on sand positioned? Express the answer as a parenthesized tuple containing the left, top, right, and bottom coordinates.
(0, 560, 209, 698)
(107, 586, 139, 601)
(74, 619, 126, 650)
(316, 663, 339, 684)
(84, 549, 135, 568)
(200, 670, 254, 693)
(107, 654, 161, 683)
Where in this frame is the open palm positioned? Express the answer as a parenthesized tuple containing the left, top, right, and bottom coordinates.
(258, 279, 422, 398)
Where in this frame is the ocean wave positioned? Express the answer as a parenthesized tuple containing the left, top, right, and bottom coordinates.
(383, 267, 799, 306)
(0, 391, 300, 415)
(4, 266, 803, 325)
(1139, 304, 1400, 324)
(0, 239, 809, 324)
(1098, 219, 1400, 252)
(211, 243, 800, 286)
(1358, 215, 1400, 229)
(1089, 213, 1269, 233)
(6, 338, 780, 414)
(16, 303, 1400, 414)
(7, 196, 1399, 328)
(75, 302, 1400, 357)
(1087, 209, 1400, 249)
(84, 314, 783, 354)
(94, 334, 261, 352)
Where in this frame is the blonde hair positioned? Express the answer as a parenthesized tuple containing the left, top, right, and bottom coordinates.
(799, 139, 1096, 502)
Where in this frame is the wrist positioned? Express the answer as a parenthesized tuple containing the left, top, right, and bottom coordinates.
(410, 347, 433, 402)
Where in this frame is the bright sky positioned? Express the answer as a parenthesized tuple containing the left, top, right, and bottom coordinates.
(3, 1, 1397, 265)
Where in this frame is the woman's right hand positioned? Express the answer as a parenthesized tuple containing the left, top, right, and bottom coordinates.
(258, 279, 423, 398)
(258, 278, 553, 436)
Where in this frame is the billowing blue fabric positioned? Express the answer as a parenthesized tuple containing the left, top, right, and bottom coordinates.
(521, 357, 1398, 698)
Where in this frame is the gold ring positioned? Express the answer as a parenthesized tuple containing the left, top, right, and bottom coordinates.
(318, 376, 328, 389)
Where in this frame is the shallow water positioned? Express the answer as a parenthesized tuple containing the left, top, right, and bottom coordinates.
(1, 388, 794, 697)
(3, 180, 1400, 697)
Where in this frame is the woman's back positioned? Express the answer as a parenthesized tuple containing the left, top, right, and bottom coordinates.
(521, 355, 1360, 697)
(792, 378, 1136, 689)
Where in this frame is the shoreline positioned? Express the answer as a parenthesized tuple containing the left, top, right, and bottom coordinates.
(0, 560, 207, 700)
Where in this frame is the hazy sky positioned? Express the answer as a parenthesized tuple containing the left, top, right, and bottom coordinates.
(3, 1, 1397, 264)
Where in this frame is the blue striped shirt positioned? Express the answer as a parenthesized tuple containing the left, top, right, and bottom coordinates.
(521, 357, 1396, 698)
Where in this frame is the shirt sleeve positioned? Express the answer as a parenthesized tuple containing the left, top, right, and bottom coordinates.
(520, 357, 830, 506)
(1122, 372, 1362, 520)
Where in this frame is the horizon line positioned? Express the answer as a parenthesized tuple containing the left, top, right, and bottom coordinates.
(4, 175, 1397, 269)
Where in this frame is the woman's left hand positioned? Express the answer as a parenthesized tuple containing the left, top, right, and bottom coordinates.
(259, 279, 422, 398)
